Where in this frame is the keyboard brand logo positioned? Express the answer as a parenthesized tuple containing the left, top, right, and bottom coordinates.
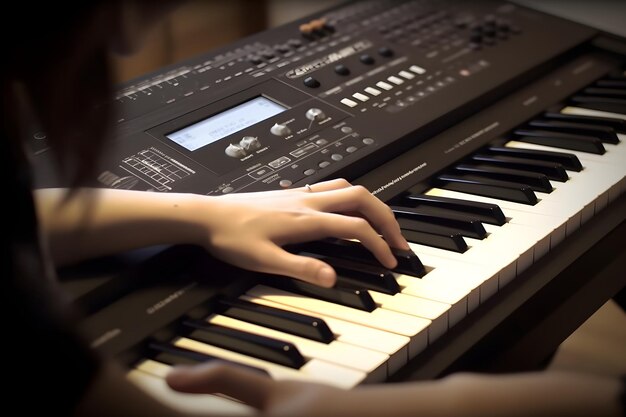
(146, 282, 198, 315)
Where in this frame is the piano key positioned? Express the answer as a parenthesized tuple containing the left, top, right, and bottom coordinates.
(485, 145, 583, 171)
(406, 248, 500, 304)
(242, 294, 411, 375)
(435, 173, 538, 204)
(504, 141, 625, 201)
(513, 128, 606, 154)
(392, 205, 488, 239)
(402, 194, 506, 225)
(300, 253, 401, 295)
(247, 284, 431, 358)
(148, 341, 266, 374)
(398, 216, 477, 241)
(183, 320, 306, 368)
(471, 153, 570, 181)
(568, 96, 626, 115)
(595, 79, 626, 89)
(582, 87, 626, 99)
(206, 314, 389, 381)
(365, 290, 450, 343)
(543, 111, 626, 134)
(453, 164, 553, 193)
(288, 238, 425, 277)
(401, 228, 468, 253)
(561, 105, 626, 121)
(129, 361, 255, 415)
(173, 337, 366, 388)
(265, 277, 377, 311)
(526, 119, 619, 143)
(217, 298, 334, 343)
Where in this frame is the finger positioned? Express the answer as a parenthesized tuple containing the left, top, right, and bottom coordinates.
(276, 212, 399, 270)
(303, 178, 353, 193)
(166, 362, 276, 409)
(308, 186, 410, 250)
(251, 242, 337, 287)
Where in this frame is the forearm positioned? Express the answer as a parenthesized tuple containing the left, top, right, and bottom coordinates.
(35, 188, 207, 265)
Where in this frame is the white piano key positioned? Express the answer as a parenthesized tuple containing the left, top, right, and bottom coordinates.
(367, 291, 450, 342)
(561, 105, 626, 121)
(129, 360, 254, 415)
(247, 285, 430, 358)
(394, 259, 481, 326)
(174, 337, 366, 388)
(207, 314, 388, 381)
(242, 294, 410, 375)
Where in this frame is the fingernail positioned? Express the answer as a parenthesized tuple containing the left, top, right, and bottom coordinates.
(317, 266, 336, 286)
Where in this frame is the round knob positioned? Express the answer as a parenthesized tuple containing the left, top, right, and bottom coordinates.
(225, 143, 246, 158)
(305, 108, 326, 122)
(239, 136, 261, 151)
(270, 123, 292, 137)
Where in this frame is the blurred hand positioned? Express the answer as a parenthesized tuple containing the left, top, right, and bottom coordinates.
(166, 362, 345, 417)
(200, 178, 409, 287)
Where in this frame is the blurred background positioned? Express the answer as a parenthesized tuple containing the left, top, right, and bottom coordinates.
(112, 0, 341, 83)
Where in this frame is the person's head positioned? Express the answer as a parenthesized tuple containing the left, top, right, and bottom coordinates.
(2, 2, 177, 186)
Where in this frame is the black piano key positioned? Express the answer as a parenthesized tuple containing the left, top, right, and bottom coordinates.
(512, 130, 605, 155)
(595, 79, 626, 89)
(301, 253, 400, 295)
(265, 276, 377, 312)
(486, 145, 583, 171)
(218, 298, 334, 344)
(582, 87, 626, 99)
(471, 153, 570, 181)
(569, 96, 626, 115)
(183, 320, 306, 369)
(543, 111, 626, 134)
(435, 173, 538, 205)
(391, 205, 488, 239)
(402, 193, 506, 226)
(397, 216, 481, 238)
(401, 228, 468, 253)
(149, 342, 220, 366)
(148, 341, 270, 376)
(527, 119, 619, 144)
(288, 238, 425, 277)
(453, 164, 553, 193)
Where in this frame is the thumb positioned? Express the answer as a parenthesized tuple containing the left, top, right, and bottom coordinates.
(166, 362, 275, 409)
(259, 245, 337, 287)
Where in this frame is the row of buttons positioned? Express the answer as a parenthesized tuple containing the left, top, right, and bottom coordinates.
(339, 64, 427, 108)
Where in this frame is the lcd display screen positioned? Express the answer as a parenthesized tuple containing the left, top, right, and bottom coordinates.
(165, 96, 286, 151)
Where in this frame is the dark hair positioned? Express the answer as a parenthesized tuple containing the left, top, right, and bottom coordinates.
(2, 3, 121, 187)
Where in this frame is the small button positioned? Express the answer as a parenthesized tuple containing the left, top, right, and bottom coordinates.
(334, 64, 351, 76)
(287, 38, 303, 48)
(340, 98, 358, 107)
(346, 146, 358, 153)
(261, 51, 276, 59)
(352, 92, 369, 102)
(360, 54, 375, 65)
(399, 70, 415, 80)
(331, 153, 343, 161)
(222, 186, 234, 194)
(318, 161, 331, 168)
(279, 179, 293, 188)
(316, 138, 328, 145)
(376, 81, 393, 90)
(248, 55, 263, 65)
(362, 138, 375, 145)
(304, 168, 317, 176)
(305, 108, 326, 121)
(378, 46, 394, 57)
(303, 76, 320, 88)
(270, 123, 292, 137)
(364, 87, 381, 96)
(409, 65, 426, 74)
(387, 76, 404, 85)
(341, 126, 353, 133)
